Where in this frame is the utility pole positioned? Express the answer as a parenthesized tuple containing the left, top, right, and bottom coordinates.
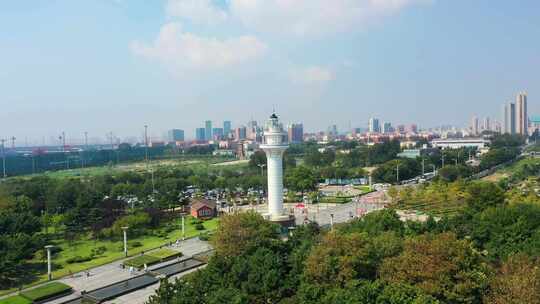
(1, 139, 6, 178)
(10, 136, 16, 149)
(122, 227, 129, 257)
(421, 158, 425, 175)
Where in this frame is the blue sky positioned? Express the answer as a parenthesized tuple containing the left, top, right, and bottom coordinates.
(1, 0, 539, 143)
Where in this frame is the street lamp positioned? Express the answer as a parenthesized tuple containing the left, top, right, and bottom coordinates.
(257, 163, 266, 177)
(181, 216, 185, 241)
(45, 245, 54, 281)
(121, 227, 129, 257)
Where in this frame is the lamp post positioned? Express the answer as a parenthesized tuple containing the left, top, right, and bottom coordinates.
(121, 226, 129, 257)
(181, 216, 185, 241)
(45, 245, 54, 281)
(257, 163, 266, 177)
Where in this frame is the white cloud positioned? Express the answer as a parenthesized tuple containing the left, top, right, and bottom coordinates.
(229, 0, 432, 36)
(130, 22, 267, 71)
(289, 66, 335, 85)
(166, 0, 227, 25)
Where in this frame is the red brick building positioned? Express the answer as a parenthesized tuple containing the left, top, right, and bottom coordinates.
(190, 199, 217, 219)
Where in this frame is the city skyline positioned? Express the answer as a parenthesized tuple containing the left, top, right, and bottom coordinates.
(1, 1, 540, 142)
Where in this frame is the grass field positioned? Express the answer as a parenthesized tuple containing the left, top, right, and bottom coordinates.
(123, 248, 181, 268)
(17, 155, 243, 180)
(0, 295, 32, 304)
(20, 282, 72, 302)
(0, 217, 218, 296)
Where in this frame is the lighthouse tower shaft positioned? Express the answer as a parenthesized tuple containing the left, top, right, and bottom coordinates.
(260, 114, 289, 220)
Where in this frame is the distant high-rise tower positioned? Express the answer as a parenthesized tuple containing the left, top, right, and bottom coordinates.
(205, 120, 212, 141)
(503, 102, 516, 134)
(483, 117, 491, 132)
(382, 122, 393, 134)
(288, 123, 304, 143)
(368, 118, 380, 133)
(223, 121, 232, 137)
(195, 128, 206, 141)
(167, 129, 184, 142)
(516, 92, 528, 136)
(235, 126, 247, 140)
(471, 116, 479, 135)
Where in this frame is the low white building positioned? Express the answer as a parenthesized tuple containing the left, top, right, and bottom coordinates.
(431, 138, 489, 149)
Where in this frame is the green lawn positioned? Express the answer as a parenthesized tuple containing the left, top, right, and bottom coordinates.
(20, 282, 71, 302)
(0, 295, 31, 304)
(123, 255, 160, 268)
(149, 248, 182, 260)
(123, 248, 182, 268)
(0, 217, 218, 296)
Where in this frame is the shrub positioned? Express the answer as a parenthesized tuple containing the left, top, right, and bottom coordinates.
(130, 241, 143, 248)
(90, 246, 107, 257)
(66, 255, 93, 264)
(20, 282, 72, 302)
(195, 223, 205, 231)
(199, 232, 210, 241)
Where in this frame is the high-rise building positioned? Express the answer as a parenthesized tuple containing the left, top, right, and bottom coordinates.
(235, 126, 247, 140)
(503, 102, 516, 134)
(195, 128, 206, 141)
(212, 128, 224, 140)
(247, 120, 258, 140)
(223, 121, 232, 137)
(471, 116, 479, 135)
(483, 117, 491, 131)
(288, 123, 303, 143)
(382, 122, 393, 134)
(368, 118, 380, 133)
(205, 120, 212, 141)
(167, 129, 184, 142)
(516, 92, 528, 136)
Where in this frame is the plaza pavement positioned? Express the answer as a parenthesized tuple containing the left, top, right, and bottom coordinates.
(36, 237, 211, 304)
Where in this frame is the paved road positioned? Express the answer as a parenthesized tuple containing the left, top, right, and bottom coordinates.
(294, 191, 387, 226)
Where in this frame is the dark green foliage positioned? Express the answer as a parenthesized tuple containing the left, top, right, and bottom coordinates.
(437, 164, 472, 182)
(372, 159, 421, 184)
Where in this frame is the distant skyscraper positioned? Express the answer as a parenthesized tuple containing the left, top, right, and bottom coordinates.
(235, 126, 247, 140)
(471, 116, 479, 135)
(368, 118, 380, 133)
(503, 102, 516, 134)
(223, 121, 232, 137)
(195, 128, 206, 141)
(382, 122, 393, 134)
(247, 120, 258, 140)
(516, 92, 528, 136)
(167, 129, 184, 142)
(288, 123, 304, 143)
(212, 128, 224, 140)
(205, 120, 212, 141)
(483, 117, 490, 132)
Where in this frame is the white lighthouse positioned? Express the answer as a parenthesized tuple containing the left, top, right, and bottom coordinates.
(260, 113, 290, 221)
